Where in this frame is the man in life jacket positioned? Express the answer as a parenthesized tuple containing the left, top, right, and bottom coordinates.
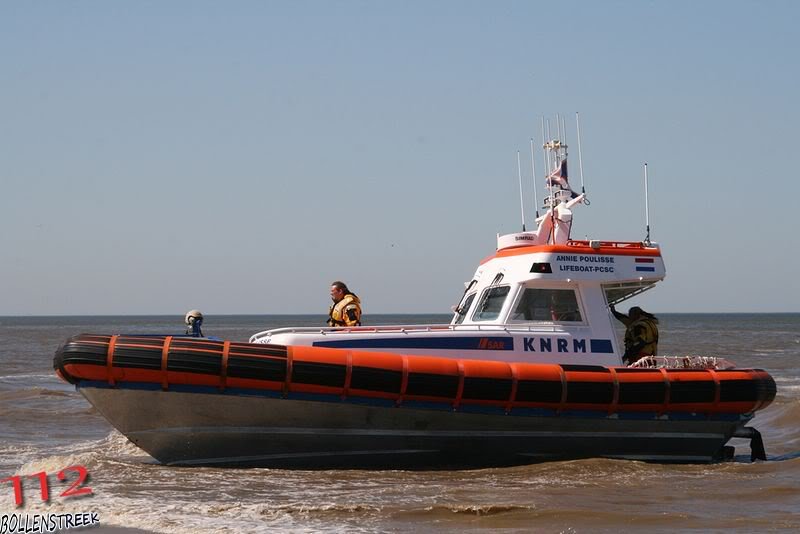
(327, 281, 362, 327)
(610, 305, 659, 365)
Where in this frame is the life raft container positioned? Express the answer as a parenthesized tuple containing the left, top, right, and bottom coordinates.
(54, 334, 776, 415)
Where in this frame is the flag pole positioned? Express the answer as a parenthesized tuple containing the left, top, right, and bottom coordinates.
(517, 150, 526, 231)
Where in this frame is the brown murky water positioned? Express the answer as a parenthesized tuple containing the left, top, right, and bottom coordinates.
(2, 314, 798, 532)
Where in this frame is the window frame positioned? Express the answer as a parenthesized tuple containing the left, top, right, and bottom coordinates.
(471, 284, 512, 322)
(453, 291, 477, 324)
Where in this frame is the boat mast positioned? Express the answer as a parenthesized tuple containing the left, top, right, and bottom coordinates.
(544, 118, 562, 244)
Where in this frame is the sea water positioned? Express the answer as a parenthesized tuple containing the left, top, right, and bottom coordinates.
(1, 314, 799, 532)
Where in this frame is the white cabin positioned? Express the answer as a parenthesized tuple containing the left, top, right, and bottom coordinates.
(250, 233, 664, 367)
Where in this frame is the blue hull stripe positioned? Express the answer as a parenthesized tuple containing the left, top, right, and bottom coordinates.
(314, 336, 616, 354)
(313, 336, 515, 351)
(590, 339, 614, 353)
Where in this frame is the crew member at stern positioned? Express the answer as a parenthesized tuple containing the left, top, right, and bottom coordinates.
(611, 305, 659, 365)
(328, 281, 362, 327)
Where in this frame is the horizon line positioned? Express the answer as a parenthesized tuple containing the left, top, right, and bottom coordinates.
(2, 311, 799, 318)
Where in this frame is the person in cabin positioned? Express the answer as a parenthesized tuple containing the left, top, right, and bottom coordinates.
(610, 305, 659, 365)
(327, 281, 362, 327)
(549, 293, 580, 322)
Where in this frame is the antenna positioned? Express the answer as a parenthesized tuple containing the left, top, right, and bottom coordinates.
(530, 138, 539, 218)
(644, 162, 651, 244)
(576, 112, 586, 194)
(546, 118, 554, 212)
(556, 113, 562, 144)
(517, 150, 526, 231)
(540, 117, 548, 206)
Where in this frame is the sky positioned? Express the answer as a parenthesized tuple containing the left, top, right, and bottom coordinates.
(2, 0, 798, 315)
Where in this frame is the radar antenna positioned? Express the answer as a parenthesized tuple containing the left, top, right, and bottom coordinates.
(643, 162, 651, 245)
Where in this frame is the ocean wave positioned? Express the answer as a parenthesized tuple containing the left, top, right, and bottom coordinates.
(0, 373, 59, 381)
(13, 431, 150, 476)
(0, 386, 72, 400)
(774, 377, 800, 385)
(9, 451, 800, 533)
(257, 502, 383, 518)
(36, 499, 385, 534)
(0, 444, 42, 472)
(417, 503, 535, 516)
(760, 399, 800, 426)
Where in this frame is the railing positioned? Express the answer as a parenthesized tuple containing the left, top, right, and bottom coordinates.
(565, 240, 659, 250)
(629, 356, 737, 370)
(249, 322, 585, 343)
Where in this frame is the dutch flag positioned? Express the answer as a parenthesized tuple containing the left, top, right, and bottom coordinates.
(635, 257, 656, 272)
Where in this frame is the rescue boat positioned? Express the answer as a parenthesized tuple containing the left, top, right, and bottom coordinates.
(54, 125, 777, 467)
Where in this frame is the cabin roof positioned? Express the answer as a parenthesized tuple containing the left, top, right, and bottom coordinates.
(481, 240, 661, 265)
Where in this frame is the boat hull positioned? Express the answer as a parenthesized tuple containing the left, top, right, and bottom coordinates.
(79, 384, 750, 468)
(55, 334, 775, 468)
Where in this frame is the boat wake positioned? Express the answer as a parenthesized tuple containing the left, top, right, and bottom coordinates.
(13, 431, 148, 476)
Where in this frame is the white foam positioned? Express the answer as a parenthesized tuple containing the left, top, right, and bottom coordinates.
(0, 373, 55, 381)
(14, 431, 148, 476)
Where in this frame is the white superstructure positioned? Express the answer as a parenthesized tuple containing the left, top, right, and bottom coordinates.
(251, 125, 665, 366)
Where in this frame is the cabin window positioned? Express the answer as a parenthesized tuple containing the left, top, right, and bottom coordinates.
(510, 288, 583, 322)
(453, 292, 477, 325)
(472, 286, 510, 322)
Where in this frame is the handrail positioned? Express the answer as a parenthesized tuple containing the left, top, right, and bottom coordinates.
(629, 355, 737, 370)
(565, 239, 658, 249)
(248, 322, 588, 343)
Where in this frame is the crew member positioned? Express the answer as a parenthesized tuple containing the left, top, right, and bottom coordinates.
(185, 309, 204, 337)
(610, 305, 659, 365)
(327, 281, 362, 327)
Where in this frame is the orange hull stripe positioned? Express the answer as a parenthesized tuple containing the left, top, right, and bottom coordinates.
(481, 242, 662, 265)
(60, 336, 775, 415)
(161, 336, 172, 391)
(106, 335, 118, 387)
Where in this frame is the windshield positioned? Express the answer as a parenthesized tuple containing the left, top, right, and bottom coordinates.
(453, 292, 476, 324)
(472, 286, 510, 322)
